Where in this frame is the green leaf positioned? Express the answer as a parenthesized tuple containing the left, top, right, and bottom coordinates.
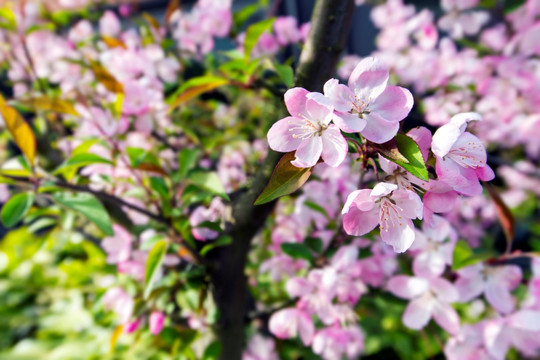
(274, 64, 294, 88)
(167, 76, 229, 111)
(254, 152, 314, 205)
(303, 200, 328, 218)
(1, 192, 35, 228)
(178, 148, 201, 178)
(374, 134, 429, 181)
(72, 139, 101, 155)
(144, 239, 168, 299)
(54, 153, 113, 175)
(244, 17, 275, 61)
(233, 3, 260, 29)
(200, 235, 233, 256)
(305, 236, 323, 253)
(202, 341, 222, 360)
(187, 171, 229, 200)
(52, 192, 113, 235)
(504, 0, 526, 13)
(0, 8, 17, 31)
(452, 240, 495, 270)
(281, 242, 313, 261)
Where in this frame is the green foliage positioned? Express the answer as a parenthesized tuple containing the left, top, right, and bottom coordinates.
(243, 18, 275, 61)
(376, 134, 429, 181)
(255, 152, 314, 205)
(281, 243, 314, 262)
(52, 192, 113, 236)
(1, 192, 34, 228)
(144, 240, 169, 299)
(187, 171, 230, 200)
(452, 240, 496, 270)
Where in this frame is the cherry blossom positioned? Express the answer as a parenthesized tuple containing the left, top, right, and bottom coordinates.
(267, 87, 348, 168)
(342, 183, 423, 253)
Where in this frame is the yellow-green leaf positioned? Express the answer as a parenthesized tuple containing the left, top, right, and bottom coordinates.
(254, 152, 314, 205)
(90, 62, 124, 94)
(144, 239, 168, 299)
(168, 76, 229, 112)
(18, 96, 79, 116)
(0, 95, 37, 166)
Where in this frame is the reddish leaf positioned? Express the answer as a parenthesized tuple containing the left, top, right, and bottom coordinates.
(485, 182, 515, 253)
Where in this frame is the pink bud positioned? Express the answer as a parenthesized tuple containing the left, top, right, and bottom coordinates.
(149, 311, 165, 335)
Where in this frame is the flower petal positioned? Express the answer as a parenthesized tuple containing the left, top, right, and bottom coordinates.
(267, 117, 303, 152)
(432, 123, 462, 158)
(381, 217, 416, 253)
(371, 85, 413, 122)
(291, 136, 323, 168)
(321, 125, 348, 167)
(402, 294, 434, 330)
(348, 57, 389, 100)
(432, 300, 460, 335)
(360, 112, 400, 143)
(285, 87, 309, 117)
(387, 275, 429, 299)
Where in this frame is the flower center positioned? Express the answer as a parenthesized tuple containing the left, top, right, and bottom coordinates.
(289, 117, 328, 139)
(378, 197, 404, 232)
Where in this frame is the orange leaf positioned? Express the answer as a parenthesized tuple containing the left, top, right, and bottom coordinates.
(135, 163, 167, 176)
(102, 36, 127, 49)
(168, 78, 228, 113)
(110, 324, 123, 352)
(165, 0, 180, 26)
(0, 95, 36, 166)
(485, 182, 515, 253)
(90, 61, 124, 94)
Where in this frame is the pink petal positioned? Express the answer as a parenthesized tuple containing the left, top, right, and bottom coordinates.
(435, 157, 482, 196)
(298, 311, 315, 346)
(305, 99, 334, 125)
(485, 281, 515, 314)
(348, 57, 389, 100)
(508, 310, 540, 331)
(432, 300, 460, 335)
(448, 132, 487, 168)
(413, 252, 446, 278)
(291, 136, 323, 168)
(286, 277, 315, 297)
(149, 311, 165, 335)
(449, 112, 482, 132)
(342, 202, 379, 236)
(360, 112, 400, 144)
(393, 189, 424, 220)
(402, 294, 434, 330)
(387, 275, 429, 299)
(333, 111, 366, 133)
(267, 117, 303, 152)
(430, 277, 459, 302)
(284, 87, 309, 117)
(423, 189, 458, 214)
(432, 123, 462, 158)
(269, 308, 298, 339)
(371, 85, 413, 122)
(381, 218, 416, 253)
(321, 125, 348, 167)
(476, 164, 495, 181)
(455, 275, 485, 302)
(371, 182, 398, 198)
(342, 189, 374, 214)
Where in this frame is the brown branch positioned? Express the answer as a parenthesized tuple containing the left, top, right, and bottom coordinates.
(207, 1, 356, 359)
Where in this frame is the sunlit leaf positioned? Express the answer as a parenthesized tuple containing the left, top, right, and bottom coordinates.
(0, 95, 37, 166)
(17, 96, 79, 116)
(187, 171, 229, 200)
(52, 192, 113, 235)
(281, 242, 313, 262)
(372, 134, 429, 181)
(254, 152, 313, 205)
(144, 239, 168, 299)
(452, 240, 496, 270)
(110, 325, 123, 352)
(244, 17, 275, 61)
(168, 76, 229, 112)
(1, 192, 35, 228)
(102, 36, 126, 49)
(90, 61, 124, 94)
(200, 235, 232, 256)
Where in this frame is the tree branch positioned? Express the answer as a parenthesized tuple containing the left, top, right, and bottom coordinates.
(207, 1, 356, 359)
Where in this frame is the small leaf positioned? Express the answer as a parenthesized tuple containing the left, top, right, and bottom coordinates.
(303, 200, 328, 217)
(144, 240, 168, 299)
(187, 171, 229, 200)
(485, 183, 515, 253)
(102, 36, 126, 49)
(72, 139, 100, 155)
(200, 235, 233, 256)
(1, 192, 35, 228)
(202, 340, 222, 360)
(254, 152, 314, 205)
(0, 95, 37, 166)
(233, 3, 260, 29)
(90, 61, 124, 94)
(244, 17, 275, 61)
(52, 192, 113, 235)
(281, 242, 313, 262)
(504, 0, 526, 13)
(178, 148, 200, 178)
(17, 96, 79, 116)
(135, 163, 167, 176)
(0, 8, 17, 31)
(168, 76, 229, 112)
(143, 12, 161, 30)
(274, 64, 294, 88)
(452, 240, 495, 270)
(373, 134, 429, 181)
(54, 153, 113, 173)
(165, 0, 181, 25)
(305, 237, 323, 253)
(110, 325, 123, 352)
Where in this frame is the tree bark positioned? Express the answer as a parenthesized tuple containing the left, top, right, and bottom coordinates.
(208, 1, 355, 359)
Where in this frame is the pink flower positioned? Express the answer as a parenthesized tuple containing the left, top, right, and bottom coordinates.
(102, 225, 133, 264)
(431, 112, 495, 196)
(102, 287, 134, 324)
(455, 263, 522, 314)
(243, 334, 279, 360)
(189, 198, 224, 241)
(312, 325, 365, 360)
(149, 311, 165, 335)
(274, 16, 302, 45)
(387, 273, 460, 334)
(268, 307, 315, 346)
(99, 10, 121, 38)
(342, 183, 423, 253)
(307, 57, 413, 143)
(267, 87, 348, 168)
